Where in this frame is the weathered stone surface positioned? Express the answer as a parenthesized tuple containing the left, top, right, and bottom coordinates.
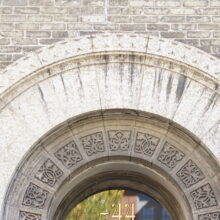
(0, 0, 219, 216)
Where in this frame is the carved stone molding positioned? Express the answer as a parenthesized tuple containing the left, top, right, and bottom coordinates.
(108, 130, 131, 151)
(157, 142, 185, 169)
(191, 183, 218, 209)
(19, 211, 41, 220)
(54, 141, 82, 169)
(80, 132, 105, 156)
(134, 132, 160, 156)
(198, 212, 220, 220)
(176, 159, 205, 188)
(22, 183, 49, 209)
(35, 159, 63, 187)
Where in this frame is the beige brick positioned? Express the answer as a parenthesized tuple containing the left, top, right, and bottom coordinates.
(95, 7, 105, 14)
(54, 15, 78, 22)
(15, 23, 39, 30)
(155, 0, 181, 7)
(67, 23, 93, 30)
(171, 24, 197, 30)
(176, 39, 199, 47)
(129, 0, 154, 7)
(81, 7, 95, 15)
(133, 16, 158, 23)
(29, 0, 53, 5)
(0, 46, 21, 53)
(94, 24, 119, 31)
(82, 0, 104, 6)
(144, 8, 169, 15)
(121, 7, 144, 15)
(183, 0, 208, 7)
(213, 31, 220, 38)
(0, 23, 14, 31)
(81, 15, 105, 23)
(144, 31, 159, 37)
(28, 15, 53, 22)
(82, 7, 104, 15)
(14, 7, 39, 14)
(12, 38, 38, 45)
(0, 7, 12, 14)
(0, 31, 23, 37)
(0, 54, 12, 61)
(108, 16, 131, 23)
(82, 0, 105, 6)
(196, 8, 219, 15)
(39, 38, 63, 45)
(40, 23, 66, 30)
(210, 40, 220, 45)
(26, 31, 51, 38)
(161, 16, 185, 22)
(199, 24, 220, 30)
(109, 0, 128, 6)
(212, 46, 220, 54)
(161, 31, 185, 38)
(55, 0, 81, 6)
(169, 8, 197, 15)
(212, 16, 220, 23)
(68, 7, 81, 16)
(200, 39, 212, 46)
(186, 16, 211, 23)
(40, 7, 68, 14)
(3, 0, 27, 6)
(52, 31, 68, 38)
(210, 0, 220, 7)
(147, 24, 169, 31)
(0, 15, 26, 22)
(187, 31, 211, 38)
(108, 7, 122, 15)
(80, 31, 101, 36)
(0, 38, 10, 45)
(22, 45, 40, 52)
(120, 24, 145, 31)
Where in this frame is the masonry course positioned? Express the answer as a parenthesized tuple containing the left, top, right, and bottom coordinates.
(1, 0, 220, 68)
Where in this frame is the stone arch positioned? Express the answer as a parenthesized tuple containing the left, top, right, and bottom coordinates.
(0, 34, 220, 219)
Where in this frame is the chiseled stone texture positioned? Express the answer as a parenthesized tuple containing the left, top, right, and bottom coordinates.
(1, 0, 220, 68)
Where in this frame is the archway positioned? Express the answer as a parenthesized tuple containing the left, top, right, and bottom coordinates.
(0, 34, 220, 220)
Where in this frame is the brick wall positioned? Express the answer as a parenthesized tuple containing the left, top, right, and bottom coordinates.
(1, 0, 220, 69)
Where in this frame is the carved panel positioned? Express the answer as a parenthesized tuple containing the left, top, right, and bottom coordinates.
(108, 130, 131, 151)
(54, 140, 83, 169)
(35, 159, 63, 187)
(191, 183, 218, 209)
(19, 211, 41, 220)
(80, 132, 105, 156)
(198, 212, 220, 220)
(157, 142, 185, 169)
(176, 159, 205, 188)
(134, 132, 160, 156)
(22, 183, 48, 209)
